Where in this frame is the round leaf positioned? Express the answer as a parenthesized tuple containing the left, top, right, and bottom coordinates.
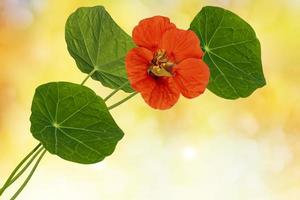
(190, 6, 266, 99)
(65, 6, 134, 93)
(30, 82, 124, 164)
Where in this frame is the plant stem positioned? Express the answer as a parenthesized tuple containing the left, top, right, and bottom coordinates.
(104, 82, 129, 102)
(0, 143, 42, 196)
(8, 148, 44, 188)
(10, 149, 47, 200)
(108, 92, 138, 110)
(81, 69, 97, 85)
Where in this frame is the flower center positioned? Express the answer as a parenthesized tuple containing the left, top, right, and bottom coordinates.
(148, 49, 174, 77)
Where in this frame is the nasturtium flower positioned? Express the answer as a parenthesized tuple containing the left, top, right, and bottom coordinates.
(126, 16, 210, 110)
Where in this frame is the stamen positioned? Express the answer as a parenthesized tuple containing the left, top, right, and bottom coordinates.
(149, 49, 174, 77)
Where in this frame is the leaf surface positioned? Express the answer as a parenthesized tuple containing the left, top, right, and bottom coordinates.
(190, 6, 266, 99)
(66, 6, 134, 92)
(30, 82, 124, 164)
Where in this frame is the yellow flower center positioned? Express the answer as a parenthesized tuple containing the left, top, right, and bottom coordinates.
(148, 49, 174, 77)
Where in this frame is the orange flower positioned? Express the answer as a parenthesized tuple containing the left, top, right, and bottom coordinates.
(126, 16, 210, 110)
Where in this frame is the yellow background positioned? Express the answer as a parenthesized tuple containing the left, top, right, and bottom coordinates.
(1, 0, 300, 199)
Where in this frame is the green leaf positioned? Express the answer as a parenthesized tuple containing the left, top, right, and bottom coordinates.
(30, 82, 124, 164)
(65, 6, 134, 93)
(190, 6, 266, 99)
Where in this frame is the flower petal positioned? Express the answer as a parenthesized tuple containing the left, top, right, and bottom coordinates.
(173, 58, 210, 98)
(141, 78, 180, 110)
(159, 28, 204, 63)
(125, 47, 154, 92)
(132, 16, 176, 51)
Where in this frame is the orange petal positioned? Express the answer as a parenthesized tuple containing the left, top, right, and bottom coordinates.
(141, 78, 180, 110)
(159, 28, 203, 63)
(125, 47, 155, 92)
(173, 58, 210, 98)
(132, 16, 176, 51)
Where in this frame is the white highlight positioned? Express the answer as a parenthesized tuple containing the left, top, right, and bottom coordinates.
(182, 146, 197, 160)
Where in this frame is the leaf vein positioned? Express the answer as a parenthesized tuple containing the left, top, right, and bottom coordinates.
(207, 53, 240, 97)
(58, 128, 103, 156)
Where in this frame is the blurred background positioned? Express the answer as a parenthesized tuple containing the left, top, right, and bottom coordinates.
(0, 0, 300, 199)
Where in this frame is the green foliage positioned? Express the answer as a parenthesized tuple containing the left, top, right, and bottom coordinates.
(1, 5, 269, 198)
(190, 6, 266, 99)
(31, 5, 267, 163)
(65, 6, 135, 93)
(30, 82, 124, 164)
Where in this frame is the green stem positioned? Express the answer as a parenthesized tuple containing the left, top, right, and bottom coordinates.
(0, 143, 42, 196)
(8, 147, 44, 188)
(104, 82, 129, 102)
(10, 149, 47, 200)
(108, 92, 138, 110)
(81, 69, 97, 85)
